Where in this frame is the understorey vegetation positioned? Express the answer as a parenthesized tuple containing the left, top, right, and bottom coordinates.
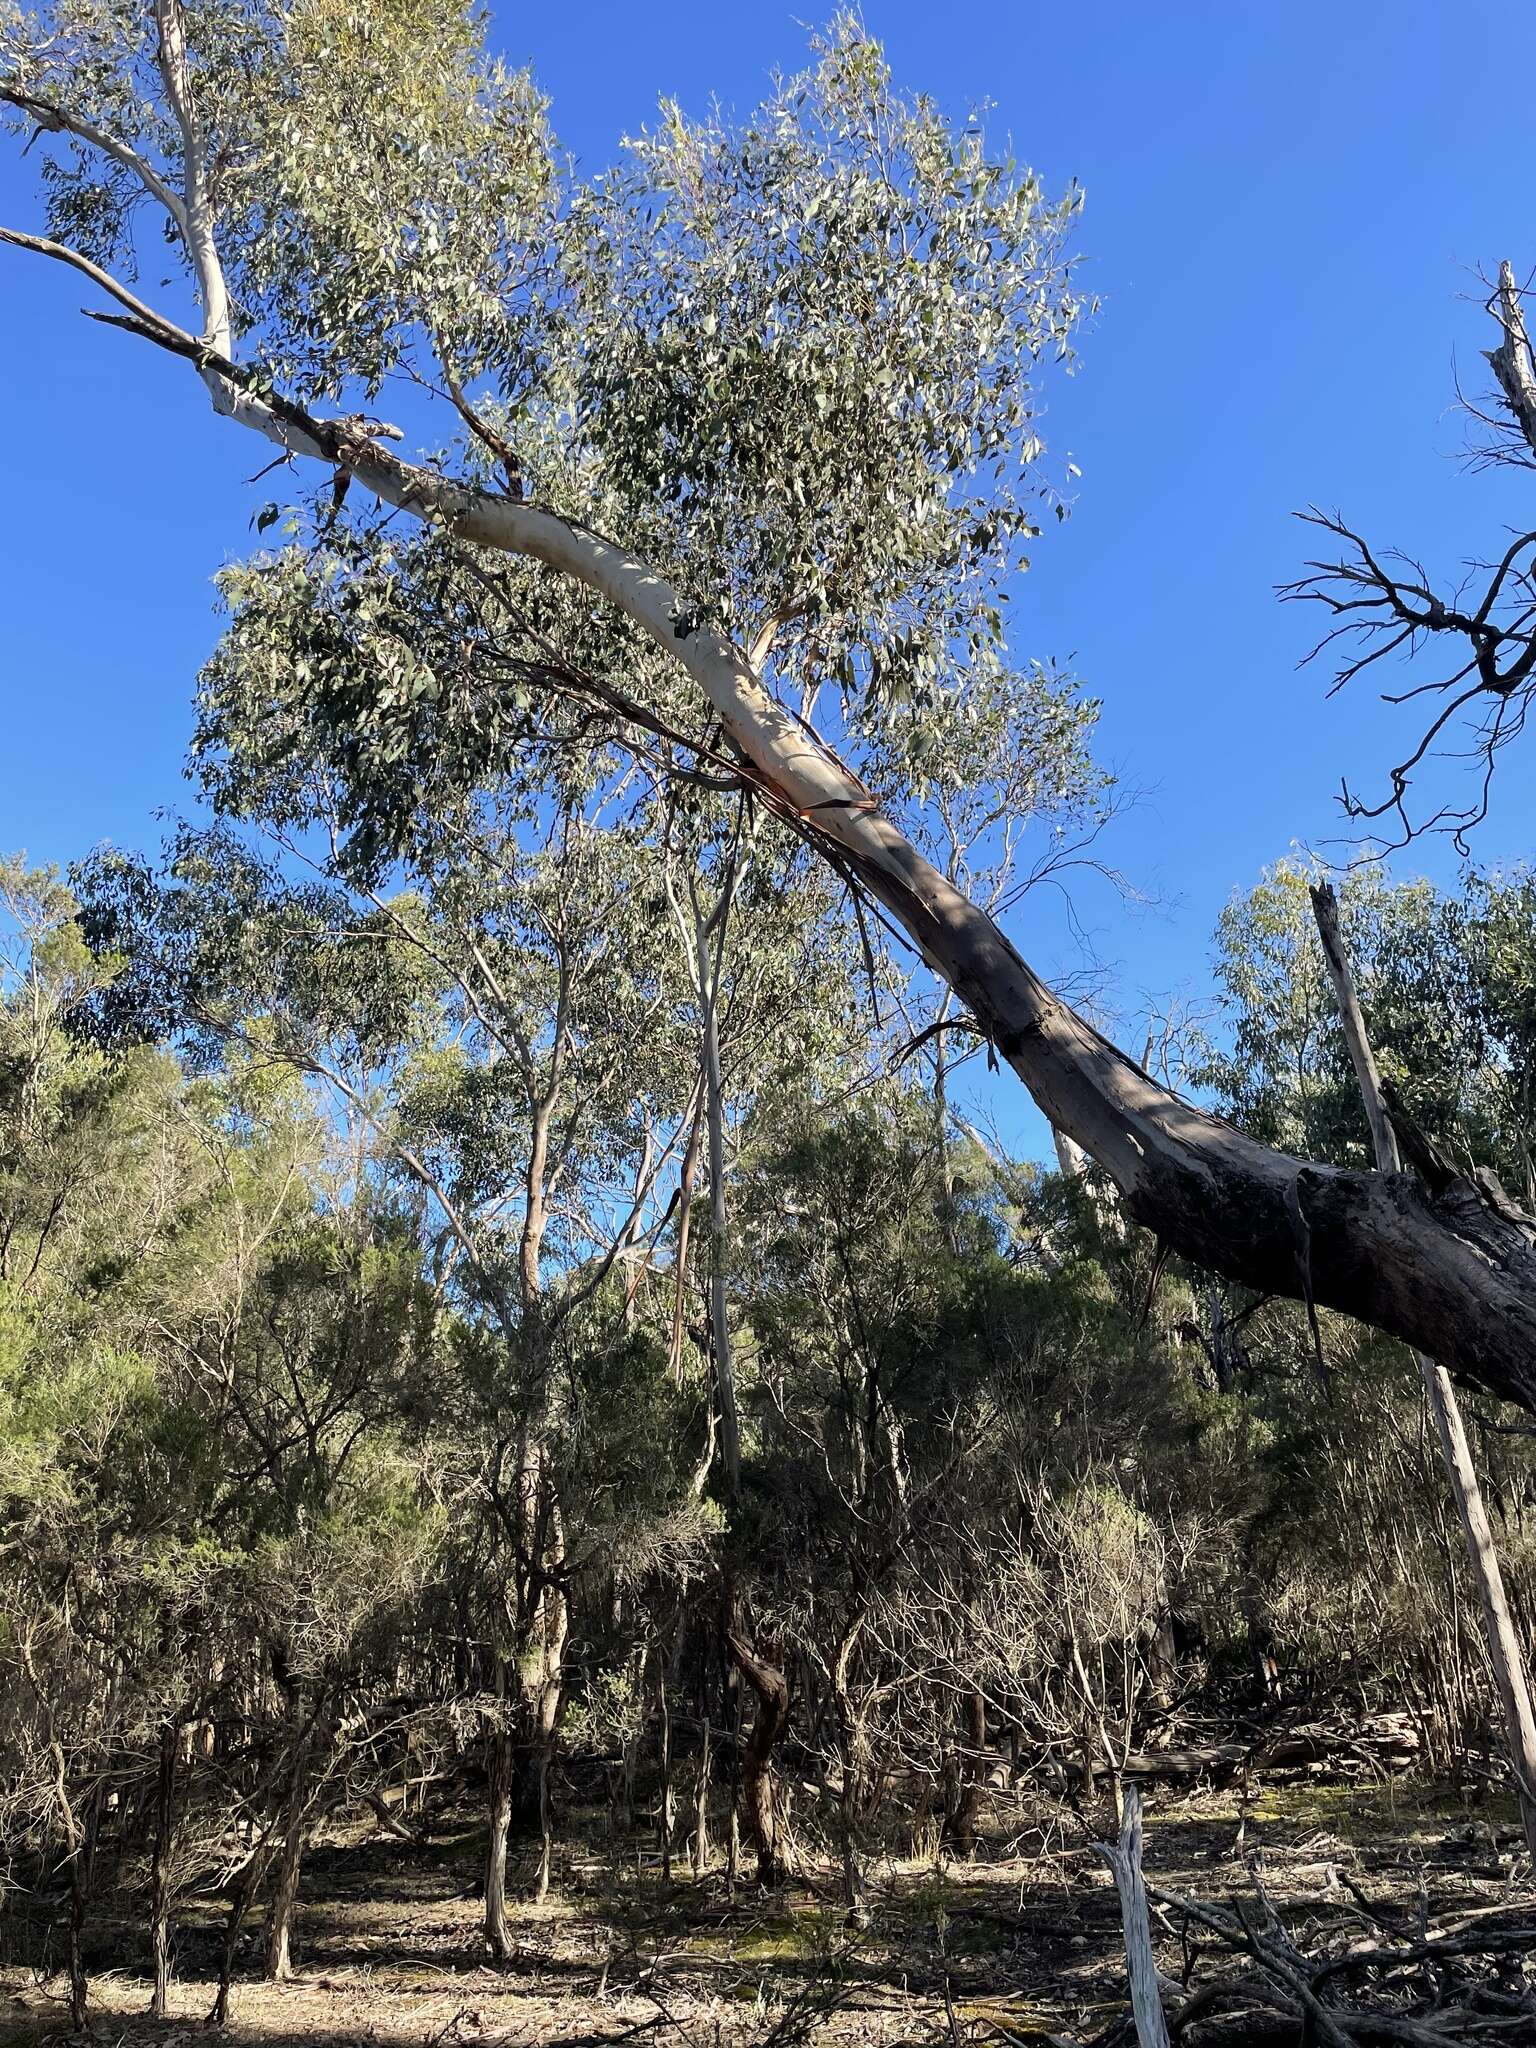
(2, 848, 1535, 2042)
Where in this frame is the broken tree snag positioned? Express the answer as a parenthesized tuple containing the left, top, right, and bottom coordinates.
(1095, 1785, 1171, 2048)
(1489, 259, 1536, 458)
(1309, 879, 1536, 1861)
(1307, 883, 1402, 1174)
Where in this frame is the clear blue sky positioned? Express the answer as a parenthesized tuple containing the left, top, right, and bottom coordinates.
(3, 0, 1534, 1040)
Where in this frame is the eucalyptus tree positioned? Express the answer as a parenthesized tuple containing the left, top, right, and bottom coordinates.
(78, 779, 716, 1934)
(5, 3, 1536, 1409)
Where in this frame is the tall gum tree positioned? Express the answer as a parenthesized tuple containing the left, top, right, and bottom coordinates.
(6, 3, 1536, 1407)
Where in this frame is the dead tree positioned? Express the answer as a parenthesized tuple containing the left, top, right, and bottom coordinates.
(1287, 261, 1536, 850)
(1095, 1785, 1170, 2048)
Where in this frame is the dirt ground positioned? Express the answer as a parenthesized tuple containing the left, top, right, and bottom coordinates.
(4, 1781, 1534, 2046)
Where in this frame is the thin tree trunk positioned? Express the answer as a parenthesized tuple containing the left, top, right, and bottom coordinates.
(1311, 881, 1536, 1857)
(149, 1717, 178, 2015)
(62, 1776, 90, 2033)
(264, 1802, 304, 1981)
(526, 1502, 567, 1906)
(483, 1709, 515, 1959)
(701, 964, 741, 1493)
(668, 1099, 705, 1381)
(942, 1690, 987, 1854)
(657, 1644, 673, 1883)
(511, 1141, 565, 1909)
(264, 1666, 322, 1983)
(1421, 1372, 1536, 1855)
(665, 822, 750, 1497)
(725, 1658, 741, 1898)
(831, 1637, 868, 1925)
(532, 1739, 553, 1904)
(691, 1717, 712, 1879)
(212, 1843, 272, 2027)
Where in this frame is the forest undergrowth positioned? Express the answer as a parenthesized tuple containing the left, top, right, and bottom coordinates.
(4, 1756, 1533, 2048)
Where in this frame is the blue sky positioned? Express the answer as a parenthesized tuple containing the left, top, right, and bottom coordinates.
(2, 0, 1534, 1053)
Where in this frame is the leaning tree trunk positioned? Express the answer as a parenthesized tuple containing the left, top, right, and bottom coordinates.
(1310, 882, 1536, 1858)
(1095, 1786, 1171, 2048)
(323, 421, 1536, 1413)
(30, 306, 1536, 1412)
(212, 1838, 274, 2027)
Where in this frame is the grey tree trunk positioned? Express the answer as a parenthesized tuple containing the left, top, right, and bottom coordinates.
(657, 1646, 673, 1883)
(483, 1712, 515, 1959)
(701, 966, 741, 1494)
(264, 1805, 304, 1982)
(668, 824, 749, 1494)
(1095, 1787, 1170, 2048)
(691, 1717, 712, 1879)
(149, 1718, 177, 2016)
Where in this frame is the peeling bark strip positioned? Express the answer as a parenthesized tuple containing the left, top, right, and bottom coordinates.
(10, 175, 1536, 1406)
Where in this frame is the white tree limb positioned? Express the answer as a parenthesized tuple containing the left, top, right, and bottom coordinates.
(0, 85, 189, 232)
